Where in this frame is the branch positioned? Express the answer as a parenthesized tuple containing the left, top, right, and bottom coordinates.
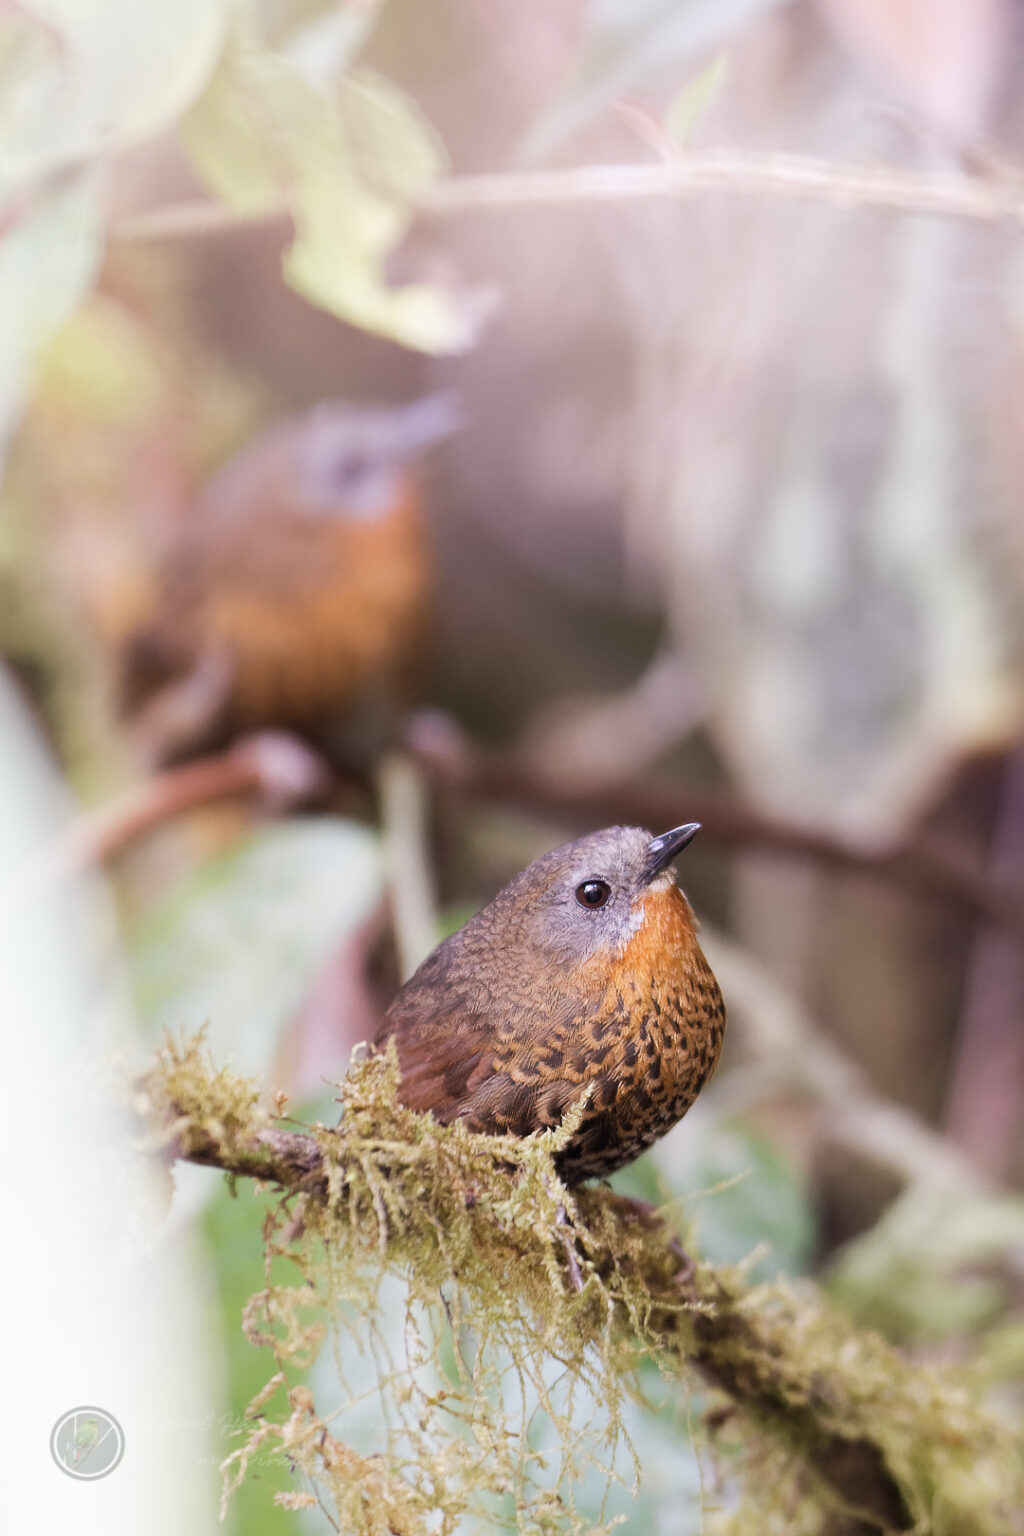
(142, 1035, 1021, 1534)
(39, 733, 332, 881)
(411, 739, 1024, 942)
(108, 152, 1024, 244)
(422, 153, 1024, 225)
(163, 1122, 907, 1524)
(48, 727, 1024, 944)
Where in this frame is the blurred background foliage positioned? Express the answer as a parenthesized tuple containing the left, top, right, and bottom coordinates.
(4, 0, 1024, 1530)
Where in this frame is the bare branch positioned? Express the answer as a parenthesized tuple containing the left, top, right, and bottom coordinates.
(45, 725, 1024, 947)
(422, 152, 1024, 224)
(412, 740, 1024, 942)
(108, 151, 1024, 245)
(39, 733, 332, 881)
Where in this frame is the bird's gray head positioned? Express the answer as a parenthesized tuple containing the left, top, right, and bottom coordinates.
(298, 393, 462, 520)
(477, 822, 702, 969)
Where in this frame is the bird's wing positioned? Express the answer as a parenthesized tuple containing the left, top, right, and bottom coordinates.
(373, 959, 488, 1123)
(375, 959, 592, 1139)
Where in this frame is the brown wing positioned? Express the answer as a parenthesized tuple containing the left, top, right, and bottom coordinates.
(375, 946, 592, 1139)
(373, 941, 490, 1120)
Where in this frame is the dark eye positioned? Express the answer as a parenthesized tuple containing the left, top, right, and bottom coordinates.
(575, 879, 611, 909)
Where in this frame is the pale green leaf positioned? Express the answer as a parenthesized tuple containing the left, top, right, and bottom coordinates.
(129, 818, 383, 1075)
(338, 65, 447, 195)
(0, 171, 103, 462)
(181, 23, 487, 353)
(7, 0, 226, 180)
(0, 12, 68, 187)
(614, 1118, 815, 1281)
(178, 30, 298, 215)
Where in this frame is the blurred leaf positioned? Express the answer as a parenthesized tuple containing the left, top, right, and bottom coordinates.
(0, 1, 227, 457)
(664, 52, 728, 146)
(3, 0, 226, 183)
(178, 29, 286, 215)
(672, 1123, 814, 1279)
(826, 1184, 1024, 1342)
(129, 818, 383, 1076)
(614, 1119, 815, 1282)
(279, 0, 382, 87)
(181, 21, 487, 353)
(0, 10, 68, 186)
(0, 171, 103, 465)
(39, 296, 166, 426)
(339, 65, 446, 198)
(520, 0, 784, 160)
(974, 1319, 1024, 1388)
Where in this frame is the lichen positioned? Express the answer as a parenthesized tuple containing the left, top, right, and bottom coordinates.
(144, 1032, 1024, 1535)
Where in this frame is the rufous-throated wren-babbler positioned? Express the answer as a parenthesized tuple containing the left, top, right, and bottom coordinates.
(375, 822, 725, 1183)
(119, 393, 459, 766)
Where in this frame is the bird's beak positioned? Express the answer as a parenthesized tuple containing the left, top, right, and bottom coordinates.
(390, 392, 464, 459)
(641, 822, 701, 883)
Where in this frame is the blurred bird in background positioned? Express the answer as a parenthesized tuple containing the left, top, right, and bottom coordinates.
(118, 392, 461, 768)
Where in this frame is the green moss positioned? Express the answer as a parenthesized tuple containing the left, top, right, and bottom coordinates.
(144, 1033, 1024, 1535)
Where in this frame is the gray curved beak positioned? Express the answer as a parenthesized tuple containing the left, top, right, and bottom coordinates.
(641, 822, 701, 882)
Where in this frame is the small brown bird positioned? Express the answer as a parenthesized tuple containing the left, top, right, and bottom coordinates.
(375, 823, 725, 1183)
(120, 394, 460, 766)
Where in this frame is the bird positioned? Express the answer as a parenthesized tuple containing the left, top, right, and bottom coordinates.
(119, 393, 461, 767)
(374, 822, 725, 1184)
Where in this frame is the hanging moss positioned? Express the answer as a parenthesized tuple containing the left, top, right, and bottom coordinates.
(142, 1032, 1024, 1535)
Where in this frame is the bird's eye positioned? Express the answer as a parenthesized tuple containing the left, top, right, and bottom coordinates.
(575, 879, 611, 909)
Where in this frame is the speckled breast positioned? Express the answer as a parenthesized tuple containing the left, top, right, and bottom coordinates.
(555, 887, 726, 1182)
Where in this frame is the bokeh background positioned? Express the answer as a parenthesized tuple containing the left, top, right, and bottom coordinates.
(5, 1, 1024, 1531)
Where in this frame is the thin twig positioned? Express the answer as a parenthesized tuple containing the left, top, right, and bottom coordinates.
(377, 752, 439, 981)
(412, 742, 1024, 942)
(107, 151, 1024, 245)
(38, 733, 332, 882)
(110, 200, 283, 242)
(422, 153, 1024, 224)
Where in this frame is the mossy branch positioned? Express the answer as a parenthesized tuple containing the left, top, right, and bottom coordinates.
(140, 1033, 1022, 1535)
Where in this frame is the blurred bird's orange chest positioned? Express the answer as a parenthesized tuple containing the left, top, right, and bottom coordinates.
(200, 490, 430, 725)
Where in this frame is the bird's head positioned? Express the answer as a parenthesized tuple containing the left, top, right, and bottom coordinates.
(476, 822, 703, 974)
(297, 392, 463, 521)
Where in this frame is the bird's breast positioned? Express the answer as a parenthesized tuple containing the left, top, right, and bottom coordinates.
(554, 885, 725, 1179)
(199, 493, 429, 725)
